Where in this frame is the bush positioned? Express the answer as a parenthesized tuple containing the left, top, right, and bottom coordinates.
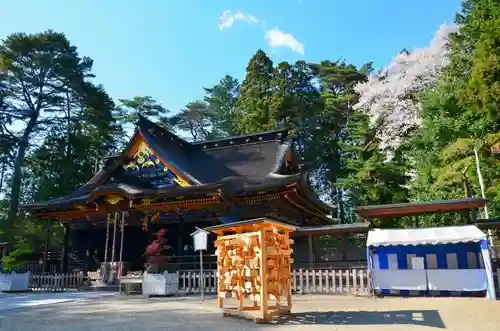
(144, 228, 172, 273)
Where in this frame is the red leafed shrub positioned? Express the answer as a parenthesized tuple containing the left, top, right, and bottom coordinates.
(144, 228, 172, 273)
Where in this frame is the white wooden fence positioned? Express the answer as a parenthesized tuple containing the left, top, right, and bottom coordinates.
(29, 272, 84, 291)
(24, 268, 500, 295)
(178, 268, 500, 296)
(177, 268, 370, 295)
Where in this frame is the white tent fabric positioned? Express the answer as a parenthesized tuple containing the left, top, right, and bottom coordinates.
(367, 225, 486, 247)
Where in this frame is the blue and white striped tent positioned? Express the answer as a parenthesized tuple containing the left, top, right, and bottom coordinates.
(367, 225, 496, 299)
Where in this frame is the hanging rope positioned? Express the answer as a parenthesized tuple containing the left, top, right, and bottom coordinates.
(101, 213, 111, 283)
(118, 212, 125, 280)
(111, 212, 118, 263)
(104, 213, 111, 264)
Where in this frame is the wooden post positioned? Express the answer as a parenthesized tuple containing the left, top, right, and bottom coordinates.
(61, 223, 70, 273)
(286, 231, 293, 311)
(177, 217, 185, 268)
(340, 234, 348, 261)
(200, 250, 204, 301)
(259, 229, 269, 322)
(42, 220, 51, 273)
(84, 224, 93, 274)
(308, 235, 314, 269)
(216, 234, 223, 309)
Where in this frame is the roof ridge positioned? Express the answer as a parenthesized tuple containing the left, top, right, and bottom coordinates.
(136, 113, 192, 146)
(191, 127, 290, 145)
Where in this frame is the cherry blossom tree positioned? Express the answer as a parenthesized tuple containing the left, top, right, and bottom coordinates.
(354, 24, 458, 153)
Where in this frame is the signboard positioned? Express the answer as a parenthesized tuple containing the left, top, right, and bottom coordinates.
(191, 228, 208, 251)
(190, 227, 209, 301)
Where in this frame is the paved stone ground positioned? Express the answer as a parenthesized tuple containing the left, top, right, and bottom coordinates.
(0, 291, 116, 312)
(1, 293, 500, 330)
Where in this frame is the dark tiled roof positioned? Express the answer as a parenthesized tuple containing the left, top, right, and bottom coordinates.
(21, 114, 331, 215)
(138, 115, 290, 184)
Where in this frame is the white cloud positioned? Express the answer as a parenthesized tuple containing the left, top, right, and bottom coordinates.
(218, 10, 259, 31)
(264, 28, 304, 55)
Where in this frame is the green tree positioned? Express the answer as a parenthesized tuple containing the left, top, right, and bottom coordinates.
(169, 100, 214, 141)
(115, 96, 170, 137)
(270, 61, 322, 158)
(310, 61, 369, 221)
(0, 30, 94, 228)
(234, 50, 275, 133)
(409, 0, 500, 221)
(203, 75, 240, 137)
(339, 111, 410, 224)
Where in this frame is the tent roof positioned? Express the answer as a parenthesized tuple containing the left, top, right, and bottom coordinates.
(367, 225, 486, 247)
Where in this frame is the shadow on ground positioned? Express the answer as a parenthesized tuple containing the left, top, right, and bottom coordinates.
(274, 310, 445, 328)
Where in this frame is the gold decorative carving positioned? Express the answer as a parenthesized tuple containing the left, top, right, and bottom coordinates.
(123, 141, 159, 171)
(142, 216, 149, 231)
(106, 195, 124, 205)
(142, 198, 154, 205)
(122, 140, 191, 188)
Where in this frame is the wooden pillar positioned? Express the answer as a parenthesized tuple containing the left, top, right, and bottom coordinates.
(308, 234, 314, 269)
(84, 224, 94, 274)
(471, 207, 478, 223)
(259, 229, 269, 321)
(340, 234, 348, 261)
(61, 223, 70, 273)
(177, 217, 184, 269)
(42, 220, 51, 273)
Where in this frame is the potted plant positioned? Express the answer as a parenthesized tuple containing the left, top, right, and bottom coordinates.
(142, 228, 179, 296)
(0, 244, 32, 292)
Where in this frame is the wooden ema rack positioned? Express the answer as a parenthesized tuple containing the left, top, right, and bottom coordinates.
(206, 219, 295, 324)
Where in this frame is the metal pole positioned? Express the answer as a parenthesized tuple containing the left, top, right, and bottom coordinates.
(200, 250, 204, 301)
(118, 212, 125, 294)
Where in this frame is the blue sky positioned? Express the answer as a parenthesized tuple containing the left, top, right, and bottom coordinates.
(2, 0, 462, 115)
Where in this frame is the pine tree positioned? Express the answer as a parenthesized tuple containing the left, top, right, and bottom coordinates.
(234, 50, 275, 133)
(204, 75, 240, 137)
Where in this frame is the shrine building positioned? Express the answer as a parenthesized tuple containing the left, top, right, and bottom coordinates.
(22, 115, 358, 274)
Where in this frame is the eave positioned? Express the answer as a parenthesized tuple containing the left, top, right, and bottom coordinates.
(355, 197, 487, 220)
(293, 223, 369, 237)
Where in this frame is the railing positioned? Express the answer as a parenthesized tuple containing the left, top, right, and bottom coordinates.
(178, 268, 500, 296)
(26, 267, 500, 296)
(29, 272, 85, 291)
(293, 260, 368, 270)
(177, 268, 370, 295)
(178, 270, 218, 293)
(292, 268, 369, 294)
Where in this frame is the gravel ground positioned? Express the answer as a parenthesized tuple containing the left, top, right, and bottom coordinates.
(1, 294, 500, 330)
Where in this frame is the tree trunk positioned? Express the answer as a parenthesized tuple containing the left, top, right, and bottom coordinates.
(7, 115, 38, 228)
(0, 161, 5, 194)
